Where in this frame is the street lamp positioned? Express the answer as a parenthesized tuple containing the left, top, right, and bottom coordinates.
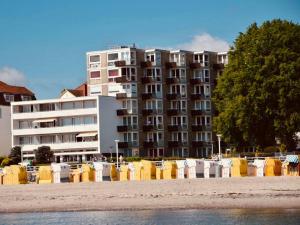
(115, 140, 119, 168)
(217, 134, 222, 160)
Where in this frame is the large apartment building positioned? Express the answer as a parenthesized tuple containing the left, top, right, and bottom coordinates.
(86, 46, 227, 158)
(0, 81, 35, 156)
(11, 93, 121, 162)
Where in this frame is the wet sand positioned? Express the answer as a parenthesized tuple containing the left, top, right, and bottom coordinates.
(0, 176, 299, 213)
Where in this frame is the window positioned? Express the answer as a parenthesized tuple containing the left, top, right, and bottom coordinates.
(108, 69, 119, 77)
(90, 85, 101, 95)
(90, 55, 100, 62)
(21, 96, 31, 101)
(4, 94, 14, 102)
(108, 53, 118, 61)
(204, 69, 210, 82)
(90, 71, 100, 78)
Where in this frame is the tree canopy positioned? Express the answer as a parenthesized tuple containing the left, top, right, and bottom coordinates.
(9, 146, 21, 165)
(34, 146, 54, 164)
(213, 19, 300, 150)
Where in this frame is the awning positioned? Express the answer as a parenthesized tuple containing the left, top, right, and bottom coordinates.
(33, 118, 57, 123)
(76, 132, 98, 138)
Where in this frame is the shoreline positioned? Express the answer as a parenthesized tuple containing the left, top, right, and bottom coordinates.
(1, 177, 300, 213)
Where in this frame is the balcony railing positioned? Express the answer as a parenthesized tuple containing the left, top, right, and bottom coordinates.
(115, 76, 130, 83)
(190, 94, 210, 100)
(191, 109, 211, 116)
(141, 92, 161, 100)
(165, 62, 177, 69)
(116, 93, 127, 100)
(190, 78, 202, 85)
(192, 141, 204, 147)
(143, 124, 163, 131)
(167, 124, 188, 131)
(166, 93, 181, 100)
(213, 63, 225, 70)
(140, 61, 152, 68)
(117, 125, 138, 132)
(143, 140, 164, 148)
(114, 60, 126, 67)
(118, 141, 138, 149)
(191, 125, 212, 131)
(167, 109, 179, 116)
(141, 77, 161, 84)
(116, 109, 129, 116)
(166, 77, 180, 84)
(190, 62, 201, 69)
(168, 140, 187, 147)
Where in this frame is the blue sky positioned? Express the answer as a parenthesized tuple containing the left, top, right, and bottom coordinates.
(0, 0, 299, 99)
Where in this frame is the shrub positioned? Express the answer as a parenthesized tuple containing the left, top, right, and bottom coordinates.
(9, 146, 22, 165)
(34, 146, 54, 164)
(264, 146, 279, 153)
(0, 157, 11, 167)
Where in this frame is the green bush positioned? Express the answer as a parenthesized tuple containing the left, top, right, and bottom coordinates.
(0, 157, 11, 167)
(264, 146, 279, 153)
(124, 157, 141, 162)
(9, 146, 22, 165)
(0, 156, 6, 165)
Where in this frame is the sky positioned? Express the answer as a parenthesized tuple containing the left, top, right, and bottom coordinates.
(0, 0, 299, 99)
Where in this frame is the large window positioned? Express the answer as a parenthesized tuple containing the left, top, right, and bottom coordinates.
(90, 71, 100, 79)
(90, 55, 100, 62)
(4, 94, 14, 102)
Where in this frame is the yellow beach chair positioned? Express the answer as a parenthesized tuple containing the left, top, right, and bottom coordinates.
(231, 158, 247, 177)
(265, 158, 281, 176)
(37, 166, 52, 184)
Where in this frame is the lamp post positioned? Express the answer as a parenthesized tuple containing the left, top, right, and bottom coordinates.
(217, 134, 222, 160)
(115, 140, 119, 168)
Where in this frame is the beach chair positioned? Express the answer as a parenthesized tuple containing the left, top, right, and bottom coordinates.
(132, 162, 142, 181)
(81, 164, 95, 182)
(93, 162, 104, 182)
(110, 164, 118, 181)
(253, 159, 265, 177)
(37, 166, 53, 184)
(161, 161, 172, 180)
(140, 160, 155, 180)
(118, 164, 128, 181)
(220, 159, 232, 178)
(282, 155, 299, 176)
(3, 165, 28, 185)
(265, 158, 281, 176)
(185, 159, 196, 179)
(231, 158, 247, 177)
(175, 160, 185, 179)
(69, 168, 81, 183)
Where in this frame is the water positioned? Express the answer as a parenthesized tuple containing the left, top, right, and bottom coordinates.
(1, 209, 300, 225)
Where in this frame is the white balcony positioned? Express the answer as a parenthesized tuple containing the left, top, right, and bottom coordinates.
(12, 124, 98, 136)
(21, 141, 99, 152)
(12, 108, 98, 120)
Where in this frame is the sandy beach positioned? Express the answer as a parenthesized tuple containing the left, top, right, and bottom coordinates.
(0, 177, 299, 213)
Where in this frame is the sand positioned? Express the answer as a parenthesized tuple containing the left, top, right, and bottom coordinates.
(0, 176, 299, 213)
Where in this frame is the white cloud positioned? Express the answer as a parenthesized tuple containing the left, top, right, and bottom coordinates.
(0, 67, 27, 86)
(176, 33, 230, 52)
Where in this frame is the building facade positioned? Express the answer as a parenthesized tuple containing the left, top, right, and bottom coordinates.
(0, 81, 35, 156)
(11, 94, 121, 162)
(86, 46, 227, 158)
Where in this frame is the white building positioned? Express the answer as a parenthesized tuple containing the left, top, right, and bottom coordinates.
(11, 93, 122, 162)
(0, 81, 35, 156)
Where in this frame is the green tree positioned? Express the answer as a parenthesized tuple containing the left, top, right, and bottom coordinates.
(34, 146, 54, 164)
(9, 146, 22, 165)
(213, 19, 300, 151)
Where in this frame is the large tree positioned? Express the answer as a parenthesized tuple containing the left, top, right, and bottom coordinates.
(9, 146, 22, 164)
(34, 146, 54, 164)
(213, 19, 300, 150)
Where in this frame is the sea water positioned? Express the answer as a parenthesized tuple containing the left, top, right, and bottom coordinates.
(1, 209, 300, 225)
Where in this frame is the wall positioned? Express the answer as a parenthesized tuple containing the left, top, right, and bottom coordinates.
(0, 105, 11, 156)
(98, 96, 122, 154)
